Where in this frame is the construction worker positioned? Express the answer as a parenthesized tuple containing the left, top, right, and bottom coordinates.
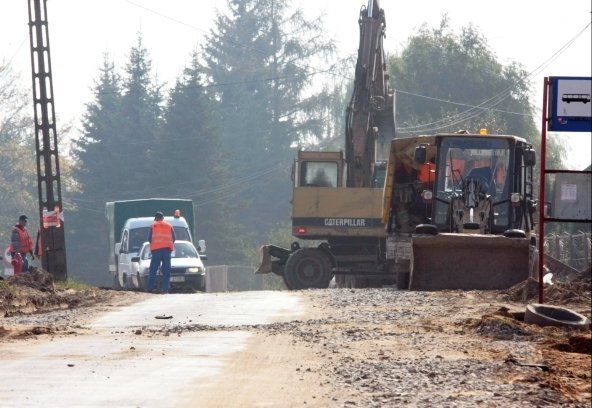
(9, 215, 34, 273)
(147, 212, 176, 293)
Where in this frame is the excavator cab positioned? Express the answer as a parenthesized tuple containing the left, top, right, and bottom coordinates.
(294, 150, 344, 188)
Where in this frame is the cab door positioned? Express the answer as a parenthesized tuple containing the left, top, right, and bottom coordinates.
(117, 229, 131, 287)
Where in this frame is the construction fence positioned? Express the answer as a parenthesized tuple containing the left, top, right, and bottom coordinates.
(205, 265, 263, 293)
(544, 231, 591, 274)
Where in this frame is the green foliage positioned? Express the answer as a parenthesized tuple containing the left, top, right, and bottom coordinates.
(389, 17, 538, 141)
(0, 279, 15, 292)
(386, 16, 569, 198)
(53, 278, 93, 291)
(67, 37, 166, 286)
(157, 51, 240, 266)
(199, 0, 337, 249)
(0, 61, 44, 244)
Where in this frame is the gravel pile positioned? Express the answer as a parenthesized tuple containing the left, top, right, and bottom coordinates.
(274, 288, 590, 408)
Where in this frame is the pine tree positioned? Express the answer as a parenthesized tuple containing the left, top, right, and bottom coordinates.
(0, 61, 38, 245)
(200, 0, 336, 250)
(68, 36, 164, 285)
(160, 51, 241, 264)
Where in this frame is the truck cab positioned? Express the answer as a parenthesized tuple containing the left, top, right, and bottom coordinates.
(113, 215, 193, 289)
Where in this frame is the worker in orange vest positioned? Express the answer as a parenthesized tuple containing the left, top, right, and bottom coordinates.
(9, 214, 34, 273)
(418, 161, 435, 184)
(147, 212, 176, 293)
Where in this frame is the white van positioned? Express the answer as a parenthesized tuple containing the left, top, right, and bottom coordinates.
(113, 216, 196, 289)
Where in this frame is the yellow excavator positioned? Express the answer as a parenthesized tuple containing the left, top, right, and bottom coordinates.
(382, 130, 539, 290)
(256, 0, 395, 289)
(256, 0, 539, 292)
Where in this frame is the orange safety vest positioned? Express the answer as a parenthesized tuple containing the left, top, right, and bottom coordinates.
(418, 162, 435, 183)
(150, 221, 174, 251)
(10, 225, 33, 254)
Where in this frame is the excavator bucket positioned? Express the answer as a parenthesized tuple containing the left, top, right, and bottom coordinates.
(409, 233, 530, 290)
(255, 245, 272, 274)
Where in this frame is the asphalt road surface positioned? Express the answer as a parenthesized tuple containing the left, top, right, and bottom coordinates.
(1, 285, 590, 407)
(0, 291, 303, 407)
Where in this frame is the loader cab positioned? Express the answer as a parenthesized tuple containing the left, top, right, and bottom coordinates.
(428, 134, 535, 234)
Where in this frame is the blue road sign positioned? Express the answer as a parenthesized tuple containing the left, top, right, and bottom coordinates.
(548, 76, 592, 132)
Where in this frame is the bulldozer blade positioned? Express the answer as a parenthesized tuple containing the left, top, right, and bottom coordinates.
(255, 246, 272, 275)
(409, 233, 530, 290)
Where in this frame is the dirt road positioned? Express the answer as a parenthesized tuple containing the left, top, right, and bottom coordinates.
(1, 278, 591, 407)
(193, 288, 591, 408)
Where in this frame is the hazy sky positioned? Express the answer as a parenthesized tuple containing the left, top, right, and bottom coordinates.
(1, 0, 590, 167)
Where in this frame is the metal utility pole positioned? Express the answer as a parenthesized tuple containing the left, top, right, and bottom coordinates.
(28, 0, 68, 280)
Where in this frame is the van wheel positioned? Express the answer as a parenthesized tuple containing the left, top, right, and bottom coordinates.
(113, 272, 122, 290)
(136, 273, 145, 291)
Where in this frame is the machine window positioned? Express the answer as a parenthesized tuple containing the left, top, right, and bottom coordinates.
(300, 162, 338, 187)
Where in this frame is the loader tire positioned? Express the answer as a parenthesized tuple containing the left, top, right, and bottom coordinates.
(415, 224, 438, 235)
(525, 304, 591, 330)
(397, 271, 410, 290)
(504, 229, 526, 238)
(284, 248, 333, 290)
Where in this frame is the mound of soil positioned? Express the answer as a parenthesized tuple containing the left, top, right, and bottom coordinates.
(503, 270, 591, 307)
(0, 269, 117, 318)
(7, 267, 54, 292)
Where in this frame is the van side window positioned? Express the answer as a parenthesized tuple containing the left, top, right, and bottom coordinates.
(130, 227, 150, 252)
(121, 230, 129, 253)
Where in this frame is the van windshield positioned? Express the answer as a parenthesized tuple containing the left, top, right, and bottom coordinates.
(174, 227, 191, 241)
(129, 226, 191, 253)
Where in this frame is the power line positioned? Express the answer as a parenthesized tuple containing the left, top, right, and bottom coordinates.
(396, 21, 591, 134)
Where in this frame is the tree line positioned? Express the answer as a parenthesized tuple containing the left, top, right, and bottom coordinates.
(0, 0, 564, 285)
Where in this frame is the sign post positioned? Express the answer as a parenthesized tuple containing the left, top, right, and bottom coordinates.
(539, 76, 591, 303)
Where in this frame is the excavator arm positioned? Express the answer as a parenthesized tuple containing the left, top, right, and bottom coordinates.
(345, 0, 395, 187)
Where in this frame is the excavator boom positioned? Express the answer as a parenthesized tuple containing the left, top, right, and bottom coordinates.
(346, 0, 394, 187)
